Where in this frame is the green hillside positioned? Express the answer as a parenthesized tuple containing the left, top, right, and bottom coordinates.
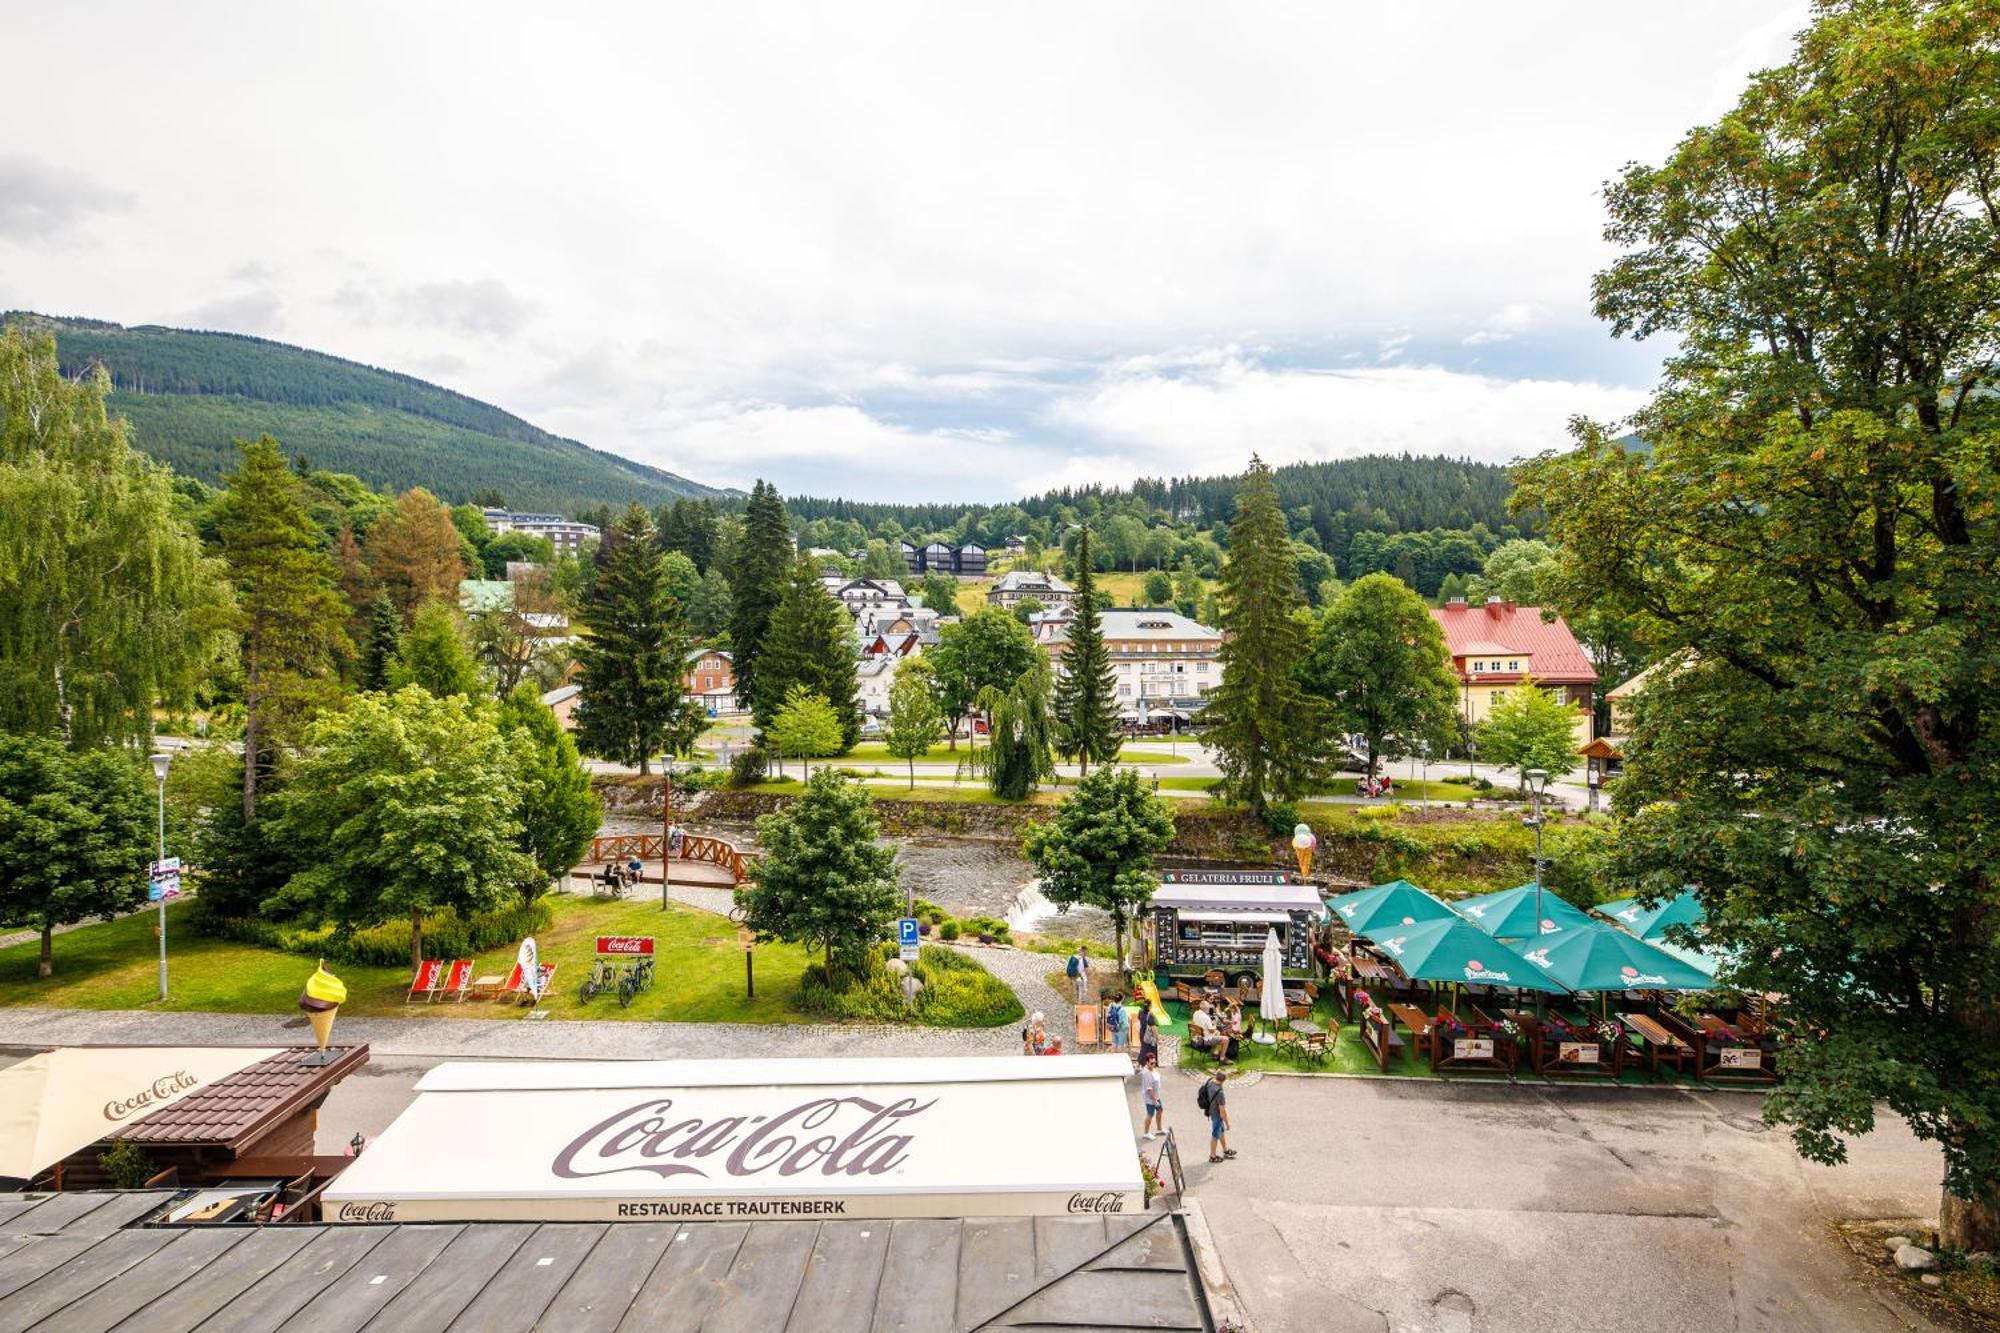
(5, 313, 724, 513)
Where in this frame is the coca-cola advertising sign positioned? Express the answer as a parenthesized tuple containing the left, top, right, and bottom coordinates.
(595, 936, 655, 956)
(321, 1058, 1146, 1222)
(103, 1069, 201, 1121)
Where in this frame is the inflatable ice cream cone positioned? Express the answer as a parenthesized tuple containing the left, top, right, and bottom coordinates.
(1292, 824, 1317, 878)
(298, 959, 347, 1062)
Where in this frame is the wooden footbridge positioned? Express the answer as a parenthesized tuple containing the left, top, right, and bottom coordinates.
(572, 832, 752, 890)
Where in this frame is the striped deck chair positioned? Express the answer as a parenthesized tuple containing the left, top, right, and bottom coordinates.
(405, 959, 442, 1003)
(1074, 1003, 1101, 1048)
(472, 962, 521, 1001)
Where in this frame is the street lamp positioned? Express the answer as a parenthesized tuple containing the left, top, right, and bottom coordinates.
(1465, 735, 1478, 784)
(148, 751, 172, 1002)
(1524, 768, 1549, 934)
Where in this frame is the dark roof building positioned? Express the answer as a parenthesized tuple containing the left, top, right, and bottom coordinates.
(0, 1192, 1218, 1331)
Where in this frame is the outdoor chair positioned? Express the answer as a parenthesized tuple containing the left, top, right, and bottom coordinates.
(405, 959, 442, 1003)
(1075, 1004, 1101, 1048)
(1299, 1030, 1330, 1063)
(438, 959, 474, 1002)
(1286, 997, 1313, 1021)
(516, 963, 556, 1005)
(1174, 980, 1199, 1007)
(1274, 1026, 1299, 1046)
(1203, 969, 1225, 988)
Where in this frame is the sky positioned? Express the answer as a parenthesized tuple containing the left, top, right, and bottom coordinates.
(0, 2, 1810, 502)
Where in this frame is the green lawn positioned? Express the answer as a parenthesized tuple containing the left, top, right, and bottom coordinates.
(0, 895, 823, 1024)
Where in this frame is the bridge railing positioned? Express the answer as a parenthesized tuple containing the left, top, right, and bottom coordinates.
(585, 832, 753, 884)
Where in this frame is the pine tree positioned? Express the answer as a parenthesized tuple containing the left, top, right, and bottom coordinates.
(574, 504, 704, 775)
(365, 488, 466, 622)
(1204, 456, 1330, 816)
(754, 559, 862, 747)
(741, 770, 901, 983)
(212, 436, 352, 818)
(1051, 527, 1121, 775)
(730, 481, 793, 716)
(388, 601, 482, 698)
(360, 592, 402, 692)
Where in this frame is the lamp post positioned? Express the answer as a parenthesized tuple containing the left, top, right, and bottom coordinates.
(661, 757, 675, 913)
(148, 751, 172, 1002)
(1466, 735, 1478, 784)
(1524, 768, 1549, 933)
(1418, 740, 1430, 812)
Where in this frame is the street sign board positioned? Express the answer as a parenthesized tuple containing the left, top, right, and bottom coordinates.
(148, 856, 182, 901)
(897, 917, 921, 962)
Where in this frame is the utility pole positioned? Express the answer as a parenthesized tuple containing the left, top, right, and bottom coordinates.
(1525, 768, 1549, 930)
(149, 752, 172, 1002)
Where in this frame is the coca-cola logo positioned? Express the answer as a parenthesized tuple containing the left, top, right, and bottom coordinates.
(103, 1070, 200, 1121)
(1066, 1191, 1127, 1214)
(336, 1201, 397, 1223)
(552, 1095, 934, 1182)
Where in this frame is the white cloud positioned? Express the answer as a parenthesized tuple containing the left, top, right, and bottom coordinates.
(1463, 302, 1547, 346)
(0, 152, 133, 245)
(1055, 353, 1648, 474)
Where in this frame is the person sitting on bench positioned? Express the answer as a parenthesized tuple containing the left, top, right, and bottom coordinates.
(1189, 999, 1239, 1062)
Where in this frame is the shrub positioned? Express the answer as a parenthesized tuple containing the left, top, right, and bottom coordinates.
(1261, 800, 1303, 837)
(940, 920, 961, 940)
(729, 746, 768, 787)
(96, 1139, 157, 1189)
(197, 897, 552, 967)
(795, 946, 1021, 1027)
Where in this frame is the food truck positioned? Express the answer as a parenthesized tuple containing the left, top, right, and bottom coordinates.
(1147, 869, 1322, 984)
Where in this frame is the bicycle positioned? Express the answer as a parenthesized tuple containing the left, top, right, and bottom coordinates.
(633, 956, 655, 992)
(579, 958, 616, 1004)
(617, 964, 641, 1009)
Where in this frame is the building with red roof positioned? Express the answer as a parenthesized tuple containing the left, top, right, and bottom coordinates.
(1430, 596, 1597, 749)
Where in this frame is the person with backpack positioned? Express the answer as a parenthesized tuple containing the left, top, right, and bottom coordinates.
(1136, 1002, 1160, 1068)
(1066, 944, 1091, 1005)
(1139, 1051, 1165, 1139)
(1197, 1070, 1234, 1163)
(1105, 990, 1128, 1053)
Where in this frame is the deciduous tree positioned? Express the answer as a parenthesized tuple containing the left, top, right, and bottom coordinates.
(1475, 678, 1579, 785)
(389, 601, 482, 698)
(1303, 573, 1459, 781)
(0, 328, 227, 747)
(365, 488, 465, 621)
(497, 682, 601, 899)
(929, 607, 1039, 750)
(1515, 0, 2000, 1249)
(0, 736, 151, 977)
(768, 686, 844, 779)
(884, 657, 944, 788)
(269, 687, 532, 969)
(1025, 766, 1175, 969)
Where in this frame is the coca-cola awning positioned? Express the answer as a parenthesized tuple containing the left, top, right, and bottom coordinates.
(323, 1055, 1145, 1223)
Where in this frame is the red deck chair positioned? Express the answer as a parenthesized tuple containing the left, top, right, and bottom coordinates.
(405, 959, 442, 1003)
(436, 959, 474, 1002)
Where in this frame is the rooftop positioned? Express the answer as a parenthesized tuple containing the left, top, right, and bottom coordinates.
(1049, 609, 1220, 644)
(1431, 599, 1597, 684)
(992, 569, 1074, 593)
(0, 1191, 1210, 1332)
(114, 1045, 368, 1149)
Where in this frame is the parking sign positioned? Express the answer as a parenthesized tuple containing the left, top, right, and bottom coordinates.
(897, 917, 920, 962)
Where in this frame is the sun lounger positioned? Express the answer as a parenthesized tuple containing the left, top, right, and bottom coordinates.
(405, 959, 442, 1003)
(436, 959, 474, 1002)
(1074, 1004, 1101, 1048)
(512, 963, 557, 1006)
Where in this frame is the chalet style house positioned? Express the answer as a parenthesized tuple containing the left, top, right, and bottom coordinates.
(987, 569, 1076, 610)
(1430, 597, 1597, 749)
(899, 541, 987, 576)
(685, 648, 737, 713)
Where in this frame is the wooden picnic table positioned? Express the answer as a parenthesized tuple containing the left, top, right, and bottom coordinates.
(1696, 1013, 1742, 1041)
(1290, 1019, 1324, 1039)
(1620, 1011, 1695, 1075)
(1351, 956, 1393, 983)
(1387, 1003, 1434, 1039)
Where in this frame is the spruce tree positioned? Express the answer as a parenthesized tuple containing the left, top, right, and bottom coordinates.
(729, 481, 793, 716)
(1204, 456, 1329, 816)
(754, 559, 861, 748)
(574, 504, 703, 775)
(360, 592, 402, 692)
(1051, 526, 1121, 775)
(211, 435, 352, 818)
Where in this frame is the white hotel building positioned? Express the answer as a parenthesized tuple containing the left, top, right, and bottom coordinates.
(1039, 608, 1222, 716)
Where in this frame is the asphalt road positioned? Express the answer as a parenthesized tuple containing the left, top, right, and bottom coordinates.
(319, 1057, 1945, 1333)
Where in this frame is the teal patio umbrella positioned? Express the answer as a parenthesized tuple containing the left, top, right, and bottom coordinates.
(1453, 882, 1595, 942)
(1516, 923, 1717, 993)
(1366, 916, 1568, 994)
(1596, 888, 1705, 942)
(1326, 880, 1457, 937)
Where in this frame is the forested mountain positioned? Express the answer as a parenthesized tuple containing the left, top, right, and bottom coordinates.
(5, 313, 724, 513)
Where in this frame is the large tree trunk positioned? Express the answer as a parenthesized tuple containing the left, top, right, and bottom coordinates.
(1941, 1181, 2000, 1252)
(410, 911, 424, 972)
(242, 668, 260, 822)
(38, 923, 52, 979)
(638, 754, 651, 776)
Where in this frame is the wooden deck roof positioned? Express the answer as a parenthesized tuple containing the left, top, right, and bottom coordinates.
(0, 1190, 1213, 1331)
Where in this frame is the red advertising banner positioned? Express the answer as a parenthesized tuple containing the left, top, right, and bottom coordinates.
(596, 936, 656, 956)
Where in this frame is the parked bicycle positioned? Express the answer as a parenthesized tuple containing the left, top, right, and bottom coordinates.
(580, 957, 617, 1004)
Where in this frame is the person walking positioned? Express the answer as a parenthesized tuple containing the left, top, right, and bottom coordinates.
(1067, 944, 1091, 1005)
(1139, 1052, 1165, 1139)
(1198, 1069, 1234, 1163)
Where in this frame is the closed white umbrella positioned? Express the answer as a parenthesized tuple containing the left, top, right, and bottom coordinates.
(1256, 928, 1286, 1044)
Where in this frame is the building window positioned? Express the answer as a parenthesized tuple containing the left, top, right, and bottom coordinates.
(1118, 684, 1131, 697)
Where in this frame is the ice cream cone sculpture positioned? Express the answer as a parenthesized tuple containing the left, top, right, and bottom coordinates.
(299, 959, 346, 1054)
(1292, 823, 1318, 878)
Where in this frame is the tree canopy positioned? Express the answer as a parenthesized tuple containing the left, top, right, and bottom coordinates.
(1024, 766, 1175, 968)
(0, 735, 152, 977)
(574, 505, 704, 775)
(1051, 527, 1121, 775)
(1303, 573, 1460, 780)
(742, 770, 901, 982)
(1514, 0, 2000, 1248)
